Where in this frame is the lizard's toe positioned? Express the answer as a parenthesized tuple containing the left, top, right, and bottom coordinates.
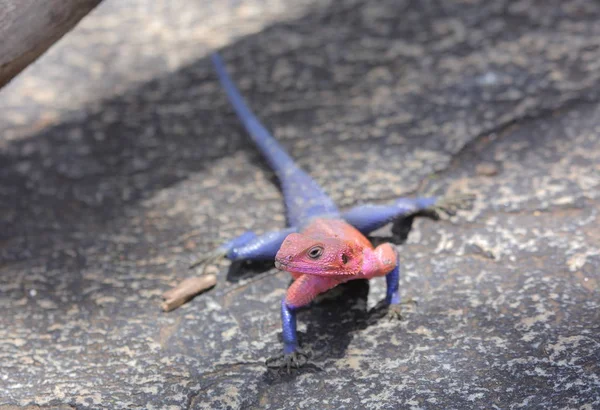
(387, 304, 404, 321)
(188, 248, 227, 273)
(370, 299, 417, 323)
(266, 349, 310, 373)
(432, 192, 476, 217)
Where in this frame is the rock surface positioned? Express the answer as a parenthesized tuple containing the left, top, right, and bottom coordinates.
(1, 0, 599, 408)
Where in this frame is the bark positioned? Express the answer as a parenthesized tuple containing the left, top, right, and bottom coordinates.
(0, 0, 101, 88)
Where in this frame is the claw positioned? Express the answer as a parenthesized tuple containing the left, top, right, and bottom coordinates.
(266, 350, 309, 373)
(189, 248, 227, 274)
(387, 304, 404, 321)
(431, 192, 475, 218)
(387, 299, 419, 320)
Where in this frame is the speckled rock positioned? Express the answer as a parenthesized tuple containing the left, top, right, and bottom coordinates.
(1, 0, 599, 409)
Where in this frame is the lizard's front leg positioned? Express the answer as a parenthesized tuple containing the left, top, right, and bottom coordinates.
(266, 275, 343, 372)
(384, 249, 404, 320)
(374, 244, 411, 320)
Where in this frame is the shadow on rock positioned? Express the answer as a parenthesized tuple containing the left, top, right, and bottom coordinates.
(225, 259, 276, 284)
(262, 279, 377, 383)
(370, 210, 440, 248)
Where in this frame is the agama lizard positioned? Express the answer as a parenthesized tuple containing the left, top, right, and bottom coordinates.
(185, 53, 472, 371)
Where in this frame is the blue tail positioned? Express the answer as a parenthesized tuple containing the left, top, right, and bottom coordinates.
(211, 53, 339, 226)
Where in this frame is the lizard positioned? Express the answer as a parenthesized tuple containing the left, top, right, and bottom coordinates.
(186, 52, 472, 371)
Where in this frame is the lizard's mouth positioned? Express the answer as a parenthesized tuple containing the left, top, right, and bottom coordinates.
(274, 258, 358, 276)
(274, 259, 319, 274)
(275, 259, 302, 272)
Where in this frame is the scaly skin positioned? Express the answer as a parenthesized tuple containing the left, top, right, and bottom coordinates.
(176, 53, 474, 372)
(269, 218, 398, 367)
(276, 218, 396, 305)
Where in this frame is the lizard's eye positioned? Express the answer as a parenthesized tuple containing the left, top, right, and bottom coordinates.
(307, 246, 324, 259)
(341, 254, 349, 264)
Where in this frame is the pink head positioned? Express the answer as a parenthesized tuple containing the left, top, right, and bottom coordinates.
(274, 233, 364, 277)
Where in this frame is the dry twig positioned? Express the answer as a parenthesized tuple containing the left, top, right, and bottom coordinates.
(161, 274, 217, 312)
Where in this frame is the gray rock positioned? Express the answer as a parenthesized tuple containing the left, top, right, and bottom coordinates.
(1, 0, 599, 408)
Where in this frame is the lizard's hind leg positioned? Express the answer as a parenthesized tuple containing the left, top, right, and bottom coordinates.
(342, 193, 475, 235)
(189, 231, 256, 273)
(342, 197, 437, 235)
(164, 227, 297, 311)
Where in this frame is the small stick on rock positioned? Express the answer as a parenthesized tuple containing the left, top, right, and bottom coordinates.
(161, 274, 217, 312)
(476, 162, 499, 177)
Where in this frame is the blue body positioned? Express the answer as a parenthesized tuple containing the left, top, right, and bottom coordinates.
(210, 52, 440, 360)
(212, 53, 339, 227)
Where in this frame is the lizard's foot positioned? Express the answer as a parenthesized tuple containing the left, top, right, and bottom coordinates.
(189, 248, 227, 274)
(387, 304, 404, 320)
(431, 192, 475, 218)
(386, 299, 418, 321)
(370, 299, 417, 323)
(266, 349, 309, 373)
